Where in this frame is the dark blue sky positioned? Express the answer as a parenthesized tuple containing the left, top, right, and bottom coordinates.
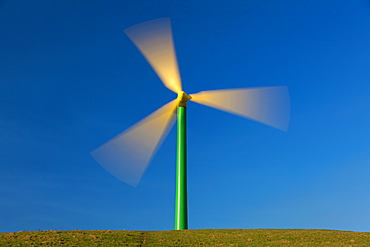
(1, 0, 370, 232)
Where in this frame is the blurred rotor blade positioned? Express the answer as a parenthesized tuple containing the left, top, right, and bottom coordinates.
(190, 86, 290, 131)
(124, 18, 182, 94)
(91, 99, 178, 187)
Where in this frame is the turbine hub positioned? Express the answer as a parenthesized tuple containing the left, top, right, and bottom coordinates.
(177, 91, 192, 107)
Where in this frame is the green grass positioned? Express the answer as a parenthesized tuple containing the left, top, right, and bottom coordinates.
(1, 229, 369, 246)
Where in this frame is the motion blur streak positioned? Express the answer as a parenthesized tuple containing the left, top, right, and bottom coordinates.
(190, 86, 290, 131)
(91, 99, 178, 187)
(124, 18, 182, 94)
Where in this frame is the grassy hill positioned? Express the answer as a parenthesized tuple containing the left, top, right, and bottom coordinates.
(1, 229, 369, 246)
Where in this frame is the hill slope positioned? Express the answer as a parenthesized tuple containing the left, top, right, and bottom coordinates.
(1, 229, 369, 246)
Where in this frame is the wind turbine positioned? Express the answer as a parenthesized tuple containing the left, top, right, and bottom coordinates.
(91, 18, 290, 230)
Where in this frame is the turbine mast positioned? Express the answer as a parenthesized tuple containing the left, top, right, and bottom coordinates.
(175, 91, 191, 230)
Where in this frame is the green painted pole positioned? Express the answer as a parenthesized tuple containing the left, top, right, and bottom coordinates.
(175, 106, 188, 230)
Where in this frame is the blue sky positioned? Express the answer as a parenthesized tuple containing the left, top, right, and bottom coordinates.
(1, 0, 370, 232)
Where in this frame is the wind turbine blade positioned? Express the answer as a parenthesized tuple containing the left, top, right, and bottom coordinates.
(190, 86, 290, 131)
(91, 99, 178, 187)
(124, 18, 182, 94)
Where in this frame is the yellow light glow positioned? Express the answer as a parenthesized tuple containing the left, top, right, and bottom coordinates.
(91, 99, 178, 187)
(124, 18, 182, 94)
(190, 86, 290, 131)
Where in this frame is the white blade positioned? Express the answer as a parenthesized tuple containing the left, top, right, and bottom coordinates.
(91, 100, 178, 187)
(124, 18, 182, 94)
(190, 86, 290, 131)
